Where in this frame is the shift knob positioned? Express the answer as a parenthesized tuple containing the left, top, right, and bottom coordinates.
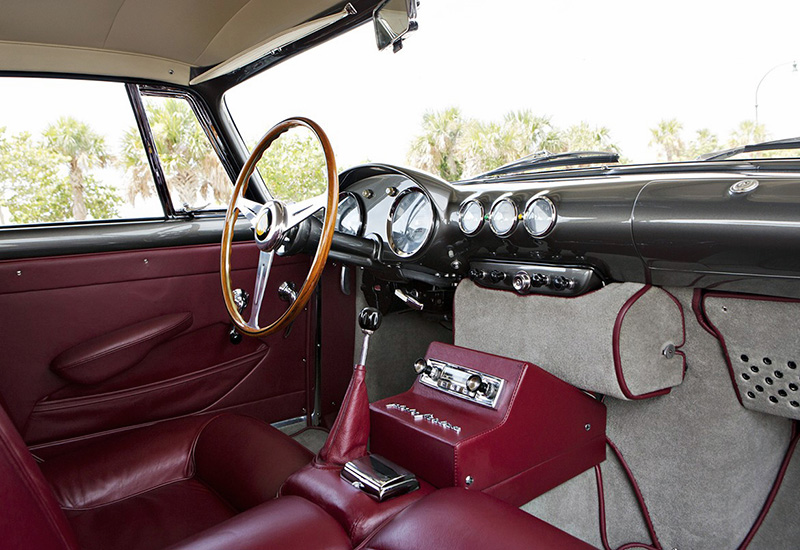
(359, 307, 382, 333)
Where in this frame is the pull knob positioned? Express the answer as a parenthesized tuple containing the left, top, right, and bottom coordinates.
(359, 307, 382, 334)
(466, 374, 483, 392)
(552, 276, 574, 291)
(489, 270, 505, 283)
(512, 271, 531, 293)
(531, 273, 548, 287)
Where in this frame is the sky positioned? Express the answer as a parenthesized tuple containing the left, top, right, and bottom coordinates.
(2, 0, 800, 174)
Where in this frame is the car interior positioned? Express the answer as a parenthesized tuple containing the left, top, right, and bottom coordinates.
(1, 1, 798, 549)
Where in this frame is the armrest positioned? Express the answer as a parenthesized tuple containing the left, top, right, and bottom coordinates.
(50, 312, 192, 385)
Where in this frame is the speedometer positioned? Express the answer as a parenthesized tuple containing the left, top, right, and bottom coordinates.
(335, 192, 364, 236)
(387, 188, 435, 257)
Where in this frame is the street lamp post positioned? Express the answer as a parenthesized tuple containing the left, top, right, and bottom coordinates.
(754, 61, 798, 126)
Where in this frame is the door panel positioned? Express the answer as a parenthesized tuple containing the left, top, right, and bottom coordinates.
(0, 241, 313, 448)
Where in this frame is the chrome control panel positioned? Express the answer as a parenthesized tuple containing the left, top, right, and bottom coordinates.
(415, 357, 504, 409)
(469, 260, 603, 296)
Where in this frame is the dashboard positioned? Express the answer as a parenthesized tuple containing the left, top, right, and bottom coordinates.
(316, 162, 800, 301)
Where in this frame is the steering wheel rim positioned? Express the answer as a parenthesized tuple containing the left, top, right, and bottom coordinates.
(221, 117, 338, 337)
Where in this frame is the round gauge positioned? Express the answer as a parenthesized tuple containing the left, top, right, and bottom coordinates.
(388, 188, 435, 257)
(489, 198, 518, 236)
(458, 200, 484, 235)
(523, 196, 557, 237)
(335, 193, 364, 236)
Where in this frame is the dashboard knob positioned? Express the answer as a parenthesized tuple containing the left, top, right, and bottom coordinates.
(552, 276, 574, 291)
(531, 273, 548, 287)
(512, 271, 531, 293)
(466, 374, 483, 392)
(469, 268, 485, 280)
(489, 270, 506, 283)
(414, 358, 441, 381)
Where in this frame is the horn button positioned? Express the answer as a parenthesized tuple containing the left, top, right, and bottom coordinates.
(253, 200, 287, 251)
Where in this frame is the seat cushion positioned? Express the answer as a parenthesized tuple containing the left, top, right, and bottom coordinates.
(65, 479, 236, 550)
(40, 413, 314, 550)
(164, 496, 352, 550)
(359, 488, 596, 550)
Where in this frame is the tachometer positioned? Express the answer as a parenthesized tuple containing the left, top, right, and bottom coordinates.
(388, 188, 435, 257)
(458, 199, 484, 235)
(335, 192, 364, 236)
(489, 197, 517, 236)
(522, 196, 556, 237)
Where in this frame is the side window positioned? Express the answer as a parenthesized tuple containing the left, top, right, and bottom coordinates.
(141, 95, 231, 212)
(0, 78, 162, 226)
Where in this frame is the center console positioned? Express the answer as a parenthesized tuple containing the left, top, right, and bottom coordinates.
(370, 342, 606, 506)
(282, 322, 606, 544)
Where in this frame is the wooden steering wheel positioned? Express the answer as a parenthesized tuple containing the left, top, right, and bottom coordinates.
(221, 117, 338, 337)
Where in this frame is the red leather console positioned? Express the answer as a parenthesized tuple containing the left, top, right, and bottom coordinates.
(358, 487, 595, 550)
(370, 342, 606, 506)
(281, 462, 435, 544)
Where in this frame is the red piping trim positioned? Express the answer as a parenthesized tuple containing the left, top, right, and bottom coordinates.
(691, 289, 717, 336)
(604, 437, 663, 549)
(612, 285, 673, 400)
(737, 421, 800, 550)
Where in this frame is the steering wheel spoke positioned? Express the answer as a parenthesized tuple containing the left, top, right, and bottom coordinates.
(236, 196, 264, 227)
(220, 117, 338, 337)
(247, 250, 274, 329)
(285, 192, 327, 228)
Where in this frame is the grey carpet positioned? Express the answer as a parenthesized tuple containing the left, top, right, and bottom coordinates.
(291, 427, 329, 454)
(457, 285, 793, 548)
(454, 280, 685, 400)
(354, 270, 453, 403)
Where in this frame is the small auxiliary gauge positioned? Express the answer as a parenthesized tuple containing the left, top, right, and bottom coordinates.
(522, 196, 556, 237)
(458, 200, 484, 235)
(489, 198, 517, 236)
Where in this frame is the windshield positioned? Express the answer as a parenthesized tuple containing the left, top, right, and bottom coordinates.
(224, 0, 800, 181)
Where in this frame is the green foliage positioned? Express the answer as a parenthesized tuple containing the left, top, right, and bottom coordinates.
(121, 98, 230, 210)
(256, 130, 327, 203)
(407, 108, 467, 181)
(407, 108, 622, 180)
(648, 119, 778, 161)
(0, 125, 120, 225)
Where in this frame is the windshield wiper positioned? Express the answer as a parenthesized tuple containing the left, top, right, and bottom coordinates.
(700, 136, 800, 161)
(478, 150, 620, 178)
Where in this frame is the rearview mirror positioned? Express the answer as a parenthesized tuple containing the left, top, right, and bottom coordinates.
(373, 0, 417, 52)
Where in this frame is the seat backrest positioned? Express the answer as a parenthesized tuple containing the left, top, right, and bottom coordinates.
(0, 404, 78, 550)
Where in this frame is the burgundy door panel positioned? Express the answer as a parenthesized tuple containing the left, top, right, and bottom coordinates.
(0, 242, 313, 447)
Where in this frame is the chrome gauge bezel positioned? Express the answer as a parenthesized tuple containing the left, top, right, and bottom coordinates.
(522, 196, 557, 238)
(335, 191, 366, 236)
(386, 186, 436, 258)
(489, 197, 518, 237)
(457, 199, 484, 235)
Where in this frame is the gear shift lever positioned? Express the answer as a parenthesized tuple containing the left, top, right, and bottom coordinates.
(357, 307, 381, 365)
(317, 307, 382, 466)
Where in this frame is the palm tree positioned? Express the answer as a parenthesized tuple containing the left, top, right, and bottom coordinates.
(407, 107, 467, 181)
(43, 117, 109, 220)
(649, 118, 686, 162)
(727, 120, 769, 148)
(556, 122, 619, 154)
(121, 98, 230, 210)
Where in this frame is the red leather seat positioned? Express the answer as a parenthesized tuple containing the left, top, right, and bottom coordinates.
(359, 487, 595, 550)
(0, 405, 349, 550)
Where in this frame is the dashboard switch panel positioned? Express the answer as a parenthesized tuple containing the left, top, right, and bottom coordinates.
(469, 260, 602, 296)
(417, 358, 504, 409)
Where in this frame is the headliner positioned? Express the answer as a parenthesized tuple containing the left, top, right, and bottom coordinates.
(0, 0, 354, 85)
